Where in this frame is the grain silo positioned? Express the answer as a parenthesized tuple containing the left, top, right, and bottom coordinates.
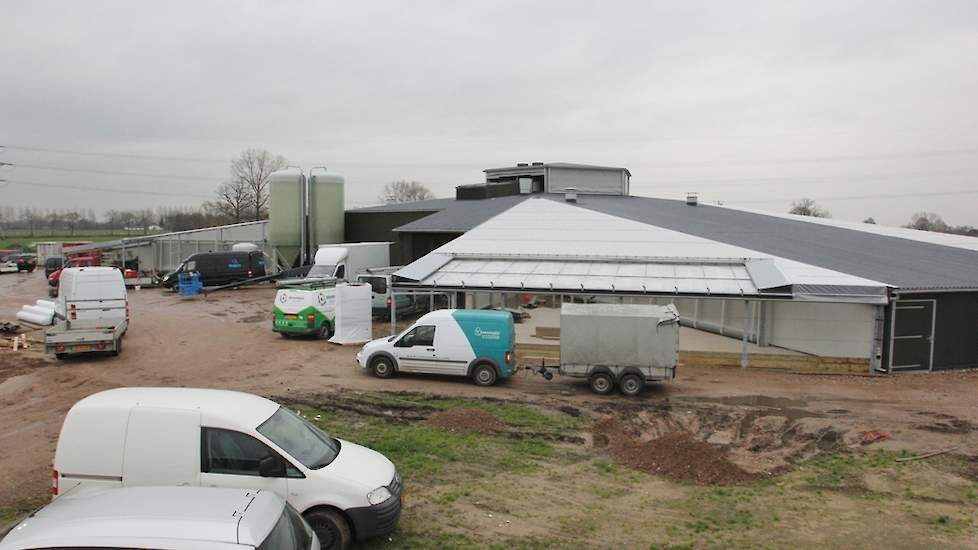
(308, 169, 345, 247)
(268, 167, 305, 267)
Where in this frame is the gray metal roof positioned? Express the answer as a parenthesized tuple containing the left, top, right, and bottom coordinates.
(382, 193, 978, 291)
(392, 195, 532, 233)
(484, 162, 632, 176)
(346, 197, 458, 213)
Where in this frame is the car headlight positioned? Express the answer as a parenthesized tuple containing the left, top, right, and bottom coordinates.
(366, 486, 392, 505)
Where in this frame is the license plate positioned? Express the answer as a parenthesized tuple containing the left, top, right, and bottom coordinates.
(284, 314, 298, 320)
(75, 344, 91, 352)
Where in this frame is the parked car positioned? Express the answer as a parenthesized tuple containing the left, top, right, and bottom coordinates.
(0, 253, 36, 273)
(158, 250, 266, 289)
(45, 267, 129, 360)
(53, 387, 401, 550)
(47, 255, 100, 296)
(357, 309, 516, 386)
(43, 256, 66, 278)
(0, 486, 318, 550)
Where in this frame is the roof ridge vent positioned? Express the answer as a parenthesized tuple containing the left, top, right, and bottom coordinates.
(686, 192, 698, 206)
(565, 187, 578, 203)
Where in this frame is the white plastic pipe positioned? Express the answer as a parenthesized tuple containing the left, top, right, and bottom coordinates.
(22, 304, 55, 316)
(16, 309, 53, 326)
(35, 299, 57, 309)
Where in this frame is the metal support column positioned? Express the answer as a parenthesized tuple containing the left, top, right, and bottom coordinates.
(740, 300, 751, 368)
(389, 291, 397, 336)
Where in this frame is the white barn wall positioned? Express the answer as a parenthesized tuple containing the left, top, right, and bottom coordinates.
(546, 167, 627, 195)
(768, 301, 874, 358)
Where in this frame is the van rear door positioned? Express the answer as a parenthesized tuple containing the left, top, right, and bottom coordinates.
(122, 407, 202, 487)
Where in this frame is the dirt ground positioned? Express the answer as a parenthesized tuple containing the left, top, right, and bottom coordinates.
(1, 271, 977, 545)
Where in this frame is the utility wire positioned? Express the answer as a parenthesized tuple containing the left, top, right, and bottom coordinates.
(12, 163, 222, 182)
(3, 179, 214, 199)
(726, 188, 978, 205)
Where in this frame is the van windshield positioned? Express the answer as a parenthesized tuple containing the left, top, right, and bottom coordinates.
(257, 407, 341, 469)
(307, 264, 335, 278)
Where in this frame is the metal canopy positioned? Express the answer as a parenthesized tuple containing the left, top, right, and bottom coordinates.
(394, 198, 889, 304)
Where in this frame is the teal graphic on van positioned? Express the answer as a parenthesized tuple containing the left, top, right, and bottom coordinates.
(452, 310, 515, 374)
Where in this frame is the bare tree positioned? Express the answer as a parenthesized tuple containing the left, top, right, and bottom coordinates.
(63, 211, 81, 236)
(209, 180, 252, 224)
(788, 198, 830, 218)
(230, 149, 287, 221)
(379, 180, 435, 203)
(862, 217, 876, 224)
(904, 212, 948, 232)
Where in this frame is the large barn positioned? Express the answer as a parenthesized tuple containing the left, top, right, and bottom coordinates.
(347, 163, 978, 374)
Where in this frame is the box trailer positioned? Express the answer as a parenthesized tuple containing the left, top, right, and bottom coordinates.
(529, 303, 679, 396)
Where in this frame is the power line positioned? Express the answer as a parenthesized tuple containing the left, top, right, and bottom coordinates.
(2, 145, 228, 164)
(12, 163, 222, 182)
(641, 168, 977, 189)
(3, 179, 214, 199)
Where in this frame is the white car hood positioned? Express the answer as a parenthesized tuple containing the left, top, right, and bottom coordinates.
(326, 439, 395, 490)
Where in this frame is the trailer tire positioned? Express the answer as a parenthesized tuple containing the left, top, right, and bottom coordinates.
(588, 372, 615, 395)
(112, 338, 122, 357)
(372, 356, 395, 378)
(55, 353, 67, 361)
(472, 363, 498, 387)
(619, 373, 644, 397)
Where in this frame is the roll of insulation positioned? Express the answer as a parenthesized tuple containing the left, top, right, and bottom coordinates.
(16, 309, 54, 326)
(35, 299, 57, 309)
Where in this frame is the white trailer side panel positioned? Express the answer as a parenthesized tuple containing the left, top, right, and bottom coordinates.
(560, 303, 679, 368)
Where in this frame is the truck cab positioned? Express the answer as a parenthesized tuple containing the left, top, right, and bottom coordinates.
(357, 309, 516, 386)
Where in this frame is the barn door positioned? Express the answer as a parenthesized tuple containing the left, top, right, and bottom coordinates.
(889, 300, 936, 372)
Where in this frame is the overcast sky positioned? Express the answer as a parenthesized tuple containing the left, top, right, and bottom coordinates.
(2, 1, 977, 226)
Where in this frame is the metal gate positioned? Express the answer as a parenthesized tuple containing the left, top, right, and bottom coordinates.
(889, 299, 936, 372)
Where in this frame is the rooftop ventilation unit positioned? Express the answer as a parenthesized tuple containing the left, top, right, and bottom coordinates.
(686, 192, 698, 206)
(565, 187, 578, 203)
(517, 162, 529, 167)
(531, 162, 544, 166)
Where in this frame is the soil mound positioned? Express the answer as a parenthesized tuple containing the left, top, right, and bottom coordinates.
(594, 416, 759, 484)
(426, 408, 507, 434)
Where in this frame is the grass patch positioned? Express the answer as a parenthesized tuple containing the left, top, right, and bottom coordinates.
(0, 494, 49, 528)
(801, 450, 904, 487)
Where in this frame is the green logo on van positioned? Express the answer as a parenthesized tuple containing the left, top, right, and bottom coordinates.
(474, 326, 501, 340)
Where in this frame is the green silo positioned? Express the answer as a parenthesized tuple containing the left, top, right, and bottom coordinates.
(268, 168, 305, 267)
(309, 170, 345, 247)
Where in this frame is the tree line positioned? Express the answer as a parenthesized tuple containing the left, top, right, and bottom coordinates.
(789, 198, 978, 236)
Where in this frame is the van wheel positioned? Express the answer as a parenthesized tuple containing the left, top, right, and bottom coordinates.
(619, 373, 644, 397)
(304, 508, 351, 550)
(55, 353, 67, 360)
(589, 372, 615, 395)
(320, 322, 333, 340)
(372, 357, 395, 378)
(472, 364, 497, 386)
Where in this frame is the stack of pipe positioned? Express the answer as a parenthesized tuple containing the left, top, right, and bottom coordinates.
(16, 299, 58, 326)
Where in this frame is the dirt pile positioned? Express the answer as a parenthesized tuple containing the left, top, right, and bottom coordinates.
(594, 416, 757, 484)
(426, 408, 507, 433)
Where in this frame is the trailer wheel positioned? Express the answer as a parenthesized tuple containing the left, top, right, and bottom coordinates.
(111, 338, 122, 357)
(588, 372, 615, 395)
(372, 357, 395, 378)
(619, 373, 644, 397)
(472, 364, 497, 386)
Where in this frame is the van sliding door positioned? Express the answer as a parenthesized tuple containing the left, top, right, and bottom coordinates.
(122, 407, 201, 487)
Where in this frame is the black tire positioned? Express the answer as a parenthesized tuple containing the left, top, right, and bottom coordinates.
(304, 508, 351, 550)
(472, 363, 497, 387)
(55, 353, 67, 361)
(372, 356, 395, 378)
(619, 373, 644, 397)
(279, 331, 293, 338)
(589, 372, 615, 395)
(320, 321, 333, 340)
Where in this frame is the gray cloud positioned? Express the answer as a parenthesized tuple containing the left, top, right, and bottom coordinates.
(1, 0, 977, 224)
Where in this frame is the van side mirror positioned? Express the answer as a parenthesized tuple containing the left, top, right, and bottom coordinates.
(259, 455, 286, 478)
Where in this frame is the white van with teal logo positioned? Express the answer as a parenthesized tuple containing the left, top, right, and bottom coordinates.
(356, 309, 515, 386)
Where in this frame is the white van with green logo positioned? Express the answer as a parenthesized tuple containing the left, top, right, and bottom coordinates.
(272, 281, 336, 338)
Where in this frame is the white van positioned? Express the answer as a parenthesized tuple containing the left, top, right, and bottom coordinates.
(56, 266, 129, 323)
(53, 388, 401, 550)
(0, 486, 318, 550)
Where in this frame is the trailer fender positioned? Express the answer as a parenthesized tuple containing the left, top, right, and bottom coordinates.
(619, 367, 645, 381)
(587, 366, 614, 380)
(466, 357, 500, 378)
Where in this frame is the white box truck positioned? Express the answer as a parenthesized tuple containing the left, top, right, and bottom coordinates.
(306, 243, 390, 282)
(528, 303, 679, 396)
